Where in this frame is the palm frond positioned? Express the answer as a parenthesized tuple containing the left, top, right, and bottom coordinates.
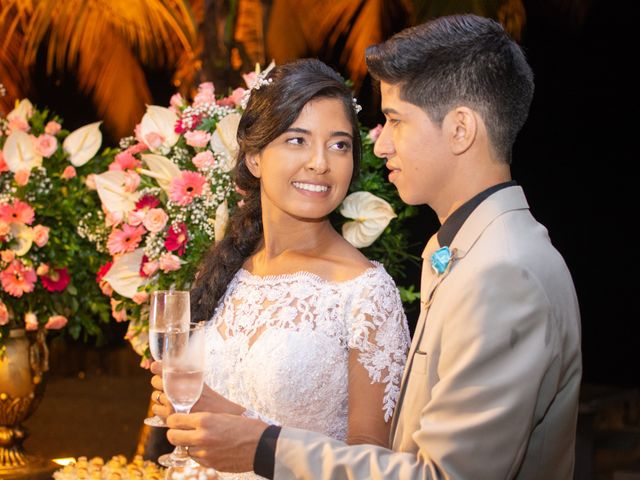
(0, 1, 32, 111)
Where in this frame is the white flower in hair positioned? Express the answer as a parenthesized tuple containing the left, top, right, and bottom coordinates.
(240, 60, 276, 109)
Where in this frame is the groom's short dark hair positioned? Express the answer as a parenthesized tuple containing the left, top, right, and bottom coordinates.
(365, 14, 534, 163)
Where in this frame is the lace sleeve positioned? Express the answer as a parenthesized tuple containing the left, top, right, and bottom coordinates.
(347, 269, 410, 422)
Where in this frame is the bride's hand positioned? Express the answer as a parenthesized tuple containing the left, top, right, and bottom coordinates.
(150, 360, 245, 418)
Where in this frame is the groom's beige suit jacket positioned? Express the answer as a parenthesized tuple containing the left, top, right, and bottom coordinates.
(273, 186, 582, 479)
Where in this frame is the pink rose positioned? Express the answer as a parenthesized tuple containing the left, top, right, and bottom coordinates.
(45, 315, 68, 330)
(192, 151, 216, 169)
(44, 121, 62, 135)
(1, 250, 15, 263)
(85, 174, 97, 190)
(110, 298, 127, 322)
(99, 280, 113, 296)
(229, 87, 246, 107)
(32, 225, 50, 247)
(36, 263, 50, 276)
(25, 312, 38, 331)
(368, 124, 384, 143)
(61, 165, 76, 180)
(159, 253, 181, 272)
(142, 260, 159, 276)
(142, 208, 168, 233)
(170, 93, 186, 109)
(193, 82, 216, 106)
(14, 168, 30, 186)
(35, 134, 58, 157)
(184, 130, 211, 148)
(132, 291, 149, 305)
(0, 301, 8, 326)
(123, 171, 141, 192)
(127, 210, 145, 227)
(8, 117, 29, 133)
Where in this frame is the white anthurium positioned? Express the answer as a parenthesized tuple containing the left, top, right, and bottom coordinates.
(7, 98, 34, 122)
(139, 153, 181, 193)
(214, 200, 229, 243)
(94, 171, 140, 215)
(2, 130, 43, 172)
(9, 223, 33, 256)
(139, 105, 179, 153)
(210, 112, 241, 172)
(63, 121, 103, 166)
(103, 248, 147, 299)
(340, 191, 397, 248)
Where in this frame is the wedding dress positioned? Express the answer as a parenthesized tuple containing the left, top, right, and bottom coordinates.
(204, 262, 410, 479)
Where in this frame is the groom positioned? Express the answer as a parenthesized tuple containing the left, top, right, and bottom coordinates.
(165, 14, 582, 479)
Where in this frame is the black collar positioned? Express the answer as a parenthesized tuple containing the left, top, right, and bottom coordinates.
(437, 181, 517, 247)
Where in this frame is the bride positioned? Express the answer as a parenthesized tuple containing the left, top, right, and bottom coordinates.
(151, 58, 409, 477)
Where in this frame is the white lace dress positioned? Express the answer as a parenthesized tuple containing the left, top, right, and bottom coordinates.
(204, 262, 410, 479)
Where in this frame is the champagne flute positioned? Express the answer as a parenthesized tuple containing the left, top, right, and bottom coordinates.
(144, 290, 190, 427)
(157, 322, 206, 468)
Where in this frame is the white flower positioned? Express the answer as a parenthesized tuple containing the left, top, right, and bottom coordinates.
(103, 248, 147, 298)
(63, 121, 103, 166)
(94, 171, 140, 215)
(139, 105, 179, 153)
(214, 200, 229, 243)
(7, 99, 34, 123)
(138, 153, 182, 193)
(210, 112, 241, 172)
(9, 223, 33, 256)
(2, 130, 43, 172)
(340, 191, 397, 248)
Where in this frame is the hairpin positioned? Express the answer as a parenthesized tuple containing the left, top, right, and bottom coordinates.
(240, 61, 276, 110)
(352, 97, 362, 114)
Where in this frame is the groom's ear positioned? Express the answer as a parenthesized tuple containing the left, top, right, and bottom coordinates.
(445, 107, 477, 155)
(245, 153, 261, 178)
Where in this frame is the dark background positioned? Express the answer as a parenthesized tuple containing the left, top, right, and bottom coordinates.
(27, 0, 637, 388)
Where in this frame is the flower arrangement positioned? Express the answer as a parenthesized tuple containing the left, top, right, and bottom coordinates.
(87, 69, 419, 363)
(0, 93, 113, 352)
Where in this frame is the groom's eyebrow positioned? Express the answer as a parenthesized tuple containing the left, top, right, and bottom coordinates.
(382, 107, 399, 116)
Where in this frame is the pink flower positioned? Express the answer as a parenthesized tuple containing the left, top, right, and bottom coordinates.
(169, 171, 206, 206)
(104, 209, 124, 228)
(132, 291, 149, 305)
(1, 250, 15, 263)
(85, 174, 97, 190)
(0, 200, 35, 225)
(193, 82, 216, 106)
(36, 263, 49, 276)
(40, 267, 70, 292)
(144, 132, 164, 151)
(141, 259, 159, 277)
(184, 130, 211, 148)
(45, 315, 68, 330)
(61, 165, 76, 179)
(123, 171, 141, 192)
(14, 168, 30, 186)
(8, 117, 29, 133)
(170, 93, 186, 109)
(243, 71, 258, 89)
(159, 252, 181, 272)
(125, 142, 148, 156)
(32, 225, 50, 247)
(111, 298, 128, 322)
(164, 222, 188, 255)
(114, 151, 141, 171)
(44, 121, 62, 135)
(99, 280, 113, 296)
(25, 312, 38, 330)
(127, 210, 145, 227)
(192, 151, 216, 169)
(143, 208, 168, 233)
(107, 224, 145, 255)
(0, 151, 8, 173)
(0, 301, 8, 326)
(368, 124, 384, 143)
(35, 134, 58, 157)
(0, 260, 37, 297)
(0, 221, 9, 237)
(218, 87, 246, 107)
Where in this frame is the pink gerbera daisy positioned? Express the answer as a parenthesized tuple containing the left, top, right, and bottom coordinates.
(0, 200, 35, 225)
(107, 224, 145, 255)
(40, 267, 71, 292)
(0, 260, 37, 297)
(169, 171, 206, 206)
(165, 222, 188, 256)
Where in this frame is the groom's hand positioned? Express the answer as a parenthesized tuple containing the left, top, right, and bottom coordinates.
(166, 412, 268, 473)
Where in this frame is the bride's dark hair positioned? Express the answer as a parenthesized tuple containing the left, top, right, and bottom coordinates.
(190, 58, 362, 323)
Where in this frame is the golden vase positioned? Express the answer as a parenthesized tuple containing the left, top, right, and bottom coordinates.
(0, 328, 49, 472)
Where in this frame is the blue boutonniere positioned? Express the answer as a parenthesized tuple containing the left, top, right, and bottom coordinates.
(431, 246, 453, 275)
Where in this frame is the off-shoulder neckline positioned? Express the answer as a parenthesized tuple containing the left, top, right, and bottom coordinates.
(237, 260, 385, 285)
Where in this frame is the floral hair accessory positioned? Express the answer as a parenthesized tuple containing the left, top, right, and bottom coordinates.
(431, 246, 454, 275)
(352, 97, 362, 114)
(240, 61, 276, 109)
